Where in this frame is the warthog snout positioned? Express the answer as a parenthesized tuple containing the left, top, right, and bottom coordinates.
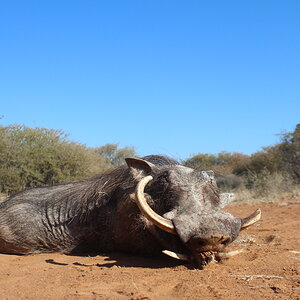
(188, 234, 232, 252)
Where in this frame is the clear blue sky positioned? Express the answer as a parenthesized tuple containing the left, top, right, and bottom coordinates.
(1, 1, 299, 159)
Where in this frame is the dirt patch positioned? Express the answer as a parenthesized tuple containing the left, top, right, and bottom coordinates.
(0, 202, 299, 299)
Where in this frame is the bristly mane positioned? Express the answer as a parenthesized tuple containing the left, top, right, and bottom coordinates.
(142, 155, 179, 166)
(46, 166, 130, 218)
(73, 155, 179, 211)
(42, 155, 180, 223)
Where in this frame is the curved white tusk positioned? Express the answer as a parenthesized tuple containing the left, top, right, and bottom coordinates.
(135, 176, 177, 235)
(241, 208, 262, 229)
(215, 249, 245, 259)
(162, 250, 189, 261)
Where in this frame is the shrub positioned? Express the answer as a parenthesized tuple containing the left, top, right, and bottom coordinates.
(94, 143, 136, 167)
(0, 125, 110, 194)
(277, 124, 300, 182)
(216, 174, 243, 191)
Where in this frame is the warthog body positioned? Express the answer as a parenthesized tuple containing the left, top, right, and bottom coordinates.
(0, 155, 260, 267)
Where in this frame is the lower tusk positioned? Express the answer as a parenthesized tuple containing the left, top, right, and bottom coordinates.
(162, 250, 189, 261)
(241, 208, 261, 229)
(215, 249, 244, 259)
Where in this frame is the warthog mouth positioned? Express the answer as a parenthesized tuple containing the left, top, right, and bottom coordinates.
(162, 248, 245, 268)
(134, 175, 261, 268)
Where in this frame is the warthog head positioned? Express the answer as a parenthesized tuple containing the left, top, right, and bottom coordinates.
(126, 157, 261, 268)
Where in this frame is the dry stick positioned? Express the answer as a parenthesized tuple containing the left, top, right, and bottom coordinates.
(232, 274, 300, 286)
(249, 286, 300, 290)
(231, 274, 284, 281)
(248, 285, 271, 289)
(289, 250, 300, 254)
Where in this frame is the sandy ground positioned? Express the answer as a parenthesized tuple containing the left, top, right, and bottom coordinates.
(0, 201, 299, 300)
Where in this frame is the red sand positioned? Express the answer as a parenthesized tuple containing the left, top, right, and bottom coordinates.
(0, 202, 299, 299)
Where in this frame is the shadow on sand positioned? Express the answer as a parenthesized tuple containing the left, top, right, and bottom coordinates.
(45, 252, 188, 269)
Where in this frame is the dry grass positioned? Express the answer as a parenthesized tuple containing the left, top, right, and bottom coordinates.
(227, 172, 300, 204)
(233, 184, 300, 204)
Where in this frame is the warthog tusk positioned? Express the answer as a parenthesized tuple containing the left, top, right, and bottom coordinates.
(215, 249, 245, 259)
(162, 250, 189, 261)
(241, 208, 261, 229)
(135, 176, 177, 235)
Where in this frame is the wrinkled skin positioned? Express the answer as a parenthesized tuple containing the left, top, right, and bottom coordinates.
(0, 155, 243, 268)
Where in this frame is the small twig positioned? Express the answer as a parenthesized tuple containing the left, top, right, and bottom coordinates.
(231, 274, 284, 281)
(249, 285, 300, 290)
(131, 274, 139, 291)
(248, 285, 271, 289)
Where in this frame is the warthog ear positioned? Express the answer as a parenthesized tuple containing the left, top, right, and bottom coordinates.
(125, 158, 155, 175)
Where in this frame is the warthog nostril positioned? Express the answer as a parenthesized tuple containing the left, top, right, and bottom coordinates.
(211, 234, 231, 246)
(219, 235, 231, 246)
(189, 234, 232, 251)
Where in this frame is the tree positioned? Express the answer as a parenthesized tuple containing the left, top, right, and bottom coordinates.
(277, 124, 300, 182)
(94, 143, 136, 167)
(184, 153, 217, 170)
(0, 125, 110, 194)
(185, 152, 250, 174)
(233, 147, 280, 176)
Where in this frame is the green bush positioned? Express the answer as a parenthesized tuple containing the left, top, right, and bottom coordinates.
(0, 125, 110, 194)
(184, 153, 217, 170)
(94, 143, 136, 167)
(185, 133, 298, 199)
(185, 152, 250, 174)
(277, 124, 300, 182)
(1, 121, 299, 201)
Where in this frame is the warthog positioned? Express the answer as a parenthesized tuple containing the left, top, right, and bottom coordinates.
(0, 155, 260, 268)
